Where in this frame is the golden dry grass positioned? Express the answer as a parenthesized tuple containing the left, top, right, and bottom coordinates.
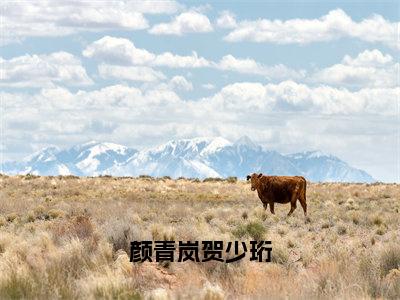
(0, 174, 399, 299)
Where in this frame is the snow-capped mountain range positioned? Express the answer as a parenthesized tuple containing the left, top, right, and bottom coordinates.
(1, 137, 375, 182)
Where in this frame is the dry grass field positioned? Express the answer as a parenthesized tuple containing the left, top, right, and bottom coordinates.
(0, 174, 399, 299)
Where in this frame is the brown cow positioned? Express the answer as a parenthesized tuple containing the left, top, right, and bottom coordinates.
(246, 173, 307, 216)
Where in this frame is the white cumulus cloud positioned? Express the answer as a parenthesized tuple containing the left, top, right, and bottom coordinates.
(149, 11, 213, 35)
(153, 51, 211, 68)
(342, 49, 393, 67)
(83, 36, 303, 80)
(169, 76, 193, 91)
(202, 80, 398, 115)
(0, 52, 93, 88)
(83, 36, 210, 68)
(224, 9, 399, 49)
(313, 49, 398, 87)
(1, 0, 175, 45)
(216, 11, 237, 29)
(217, 55, 306, 80)
(202, 83, 215, 90)
(98, 64, 166, 82)
(83, 36, 155, 65)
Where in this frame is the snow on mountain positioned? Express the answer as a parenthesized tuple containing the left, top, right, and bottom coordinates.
(199, 137, 232, 157)
(1, 137, 376, 182)
(146, 137, 231, 160)
(2, 146, 70, 176)
(70, 141, 135, 175)
(23, 146, 60, 163)
(2, 141, 137, 176)
(233, 135, 260, 150)
(286, 151, 375, 183)
(109, 137, 228, 177)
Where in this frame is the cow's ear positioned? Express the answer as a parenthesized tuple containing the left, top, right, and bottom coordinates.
(258, 173, 263, 178)
(246, 175, 251, 181)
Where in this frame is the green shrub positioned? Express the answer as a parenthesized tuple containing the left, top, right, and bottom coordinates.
(99, 174, 112, 178)
(24, 173, 38, 180)
(59, 175, 79, 179)
(226, 176, 237, 183)
(138, 175, 153, 180)
(203, 177, 224, 182)
(233, 221, 266, 240)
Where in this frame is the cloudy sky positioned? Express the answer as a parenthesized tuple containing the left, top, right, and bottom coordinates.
(1, 0, 399, 182)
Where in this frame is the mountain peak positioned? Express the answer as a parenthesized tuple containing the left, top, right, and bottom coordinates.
(2, 138, 375, 182)
(82, 140, 99, 146)
(90, 142, 129, 153)
(234, 135, 259, 149)
(150, 136, 231, 158)
(71, 140, 99, 152)
(288, 150, 336, 160)
(199, 137, 232, 156)
(24, 146, 60, 163)
(306, 150, 329, 158)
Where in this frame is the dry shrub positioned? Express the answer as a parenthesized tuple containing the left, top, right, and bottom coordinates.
(0, 216, 6, 227)
(0, 270, 37, 299)
(51, 214, 97, 247)
(203, 177, 223, 183)
(104, 220, 141, 254)
(371, 215, 384, 226)
(359, 255, 381, 297)
(6, 213, 18, 223)
(271, 244, 289, 265)
(204, 211, 215, 223)
(336, 224, 347, 235)
(314, 258, 343, 297)
(376, 226, 387, 236)
(321, 221, 332, 229)
(0, 177, 399, 299)
(48, 209, 65, 219)
(71, 215, 95, 240)
(380, 244, 400, 277)
(382, 269, 400, 299)
(287, 239, 296, 248)
(151, 224, 175, 241)
(201, 281, 225, 300)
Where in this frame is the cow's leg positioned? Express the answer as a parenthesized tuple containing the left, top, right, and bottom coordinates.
(287, 187, 299, 217)
(263, 201, 268, 210)
(269, 201, 275, 214)
(299, 195, 307, 216)
(299, 183, 307, 216)
(287, 201, 297, 216)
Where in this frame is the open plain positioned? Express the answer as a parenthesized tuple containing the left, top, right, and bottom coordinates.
(0, 174, 399, 299)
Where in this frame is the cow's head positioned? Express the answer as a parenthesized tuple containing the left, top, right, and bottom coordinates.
(247, 173, 263, 191)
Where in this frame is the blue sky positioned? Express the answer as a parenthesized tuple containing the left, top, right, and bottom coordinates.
(1, 0, 399, 182)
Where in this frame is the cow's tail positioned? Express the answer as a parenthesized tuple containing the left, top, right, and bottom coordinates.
(302, 177, 307, 202)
